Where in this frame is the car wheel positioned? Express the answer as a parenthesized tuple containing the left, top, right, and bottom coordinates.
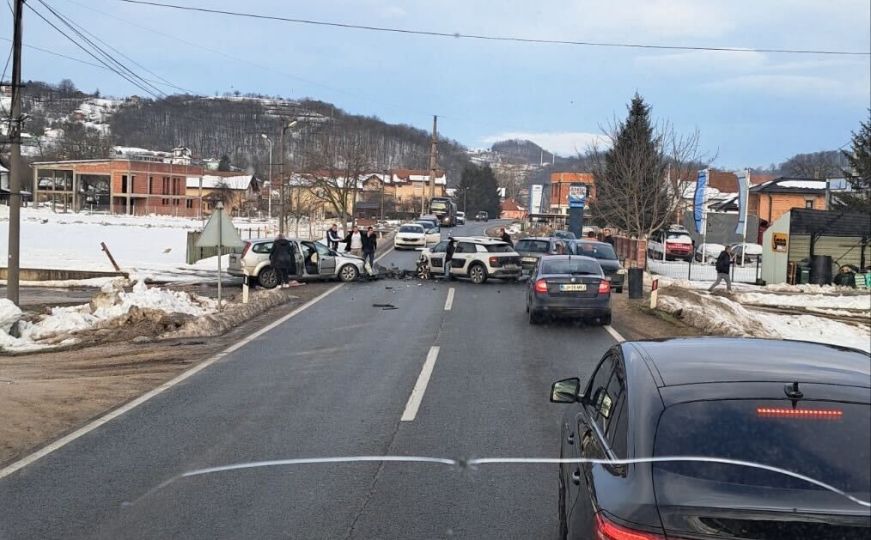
(528, 309, 542, 325)
(257, 267, 279, 289)
(339, 264, 359, 282)
(468, 263, 488, 284)
(599, 313, 612, 326)
(615, 287, 623, 294)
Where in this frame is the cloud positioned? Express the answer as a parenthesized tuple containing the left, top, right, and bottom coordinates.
(481, 131, 610, 156)
(702, 74, 870, 101)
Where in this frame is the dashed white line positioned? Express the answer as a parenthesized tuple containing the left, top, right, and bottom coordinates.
(400, 346, 440, 422)
(444, 287, 455, 311)
(604, 325, 626, 343)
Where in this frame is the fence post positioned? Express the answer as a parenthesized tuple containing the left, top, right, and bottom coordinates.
(688, 253, 693, 280)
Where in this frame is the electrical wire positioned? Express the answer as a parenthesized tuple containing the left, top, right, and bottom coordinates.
(25, 2, 162, 98)
(34, 0, 167, 97)
(115, 0, 870, 57)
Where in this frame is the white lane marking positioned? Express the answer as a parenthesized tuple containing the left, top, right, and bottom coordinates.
(400, 346, 440, 422)
(604, 325, 626, 343)
(0, 282, 346, 481)
(444, 287, 455, 311)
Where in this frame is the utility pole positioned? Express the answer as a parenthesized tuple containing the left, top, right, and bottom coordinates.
(6, 0, 24, 306)
(428, 115, 438, 211)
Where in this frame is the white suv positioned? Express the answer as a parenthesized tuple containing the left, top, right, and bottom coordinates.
(228, 238, 365, 287)
(418, 236, 522, 284)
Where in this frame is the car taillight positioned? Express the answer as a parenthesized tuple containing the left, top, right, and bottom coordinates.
(241, 242, 251, 258)
(534, 279, 548, 293)
(489, 256, 501, 267)
(595, 514, 665, 540)
(598, 280, 611, 294)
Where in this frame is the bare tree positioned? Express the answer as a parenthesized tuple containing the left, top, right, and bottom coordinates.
(303, 128, 372, 229)
(780, 151, 845, 179)
(588, 94, 708, 240)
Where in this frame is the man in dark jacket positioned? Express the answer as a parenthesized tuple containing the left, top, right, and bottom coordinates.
(361, 226, 378, 274)
(326, 224, 341, 251)
(500, 228, 513, 247)
(603, 228, 615, 246)
(709, 246, 733, 293)
(269, 234, 296, 288)
(444, 237, 456, 280)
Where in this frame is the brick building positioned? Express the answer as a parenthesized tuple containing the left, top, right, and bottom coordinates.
(32, 157, 204, 216)
(549, 172, 595, 214)
(749, 178, 828, 227)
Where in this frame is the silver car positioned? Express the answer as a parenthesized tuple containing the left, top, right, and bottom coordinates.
(227, 238, 365, 288)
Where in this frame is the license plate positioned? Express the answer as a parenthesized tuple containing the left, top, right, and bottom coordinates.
(522, 257, 537, 263)
(560, 284, 587, 292)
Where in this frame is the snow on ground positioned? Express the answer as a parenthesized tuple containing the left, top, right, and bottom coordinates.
(657, 287, 870, 352)
(0, 207, 293, 284)
(0, 279, 217, 352)
(734, 291, 871, 311)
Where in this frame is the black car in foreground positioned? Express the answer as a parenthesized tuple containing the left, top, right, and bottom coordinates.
(570, 240, 626, 293)
(551, 338, 870, 540)
(526, 255, 611, 325)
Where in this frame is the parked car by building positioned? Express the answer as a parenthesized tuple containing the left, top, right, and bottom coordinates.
(394, 224, 428, 250)
(550, 338, 870, 540)
(552, 230, 577, 241)
(526, 255, 612, 325)
(694, 242, 725, 264)
(570, 240, 626, 293)
(418, 236, 520, 284)
(514, 237, 569, 275)
(475, 211, 489, 221)
(732, 242, 763, 264)
(648, 225, 694, 261)
(228, 238, 364, 287)
(456, 211, 466, 225)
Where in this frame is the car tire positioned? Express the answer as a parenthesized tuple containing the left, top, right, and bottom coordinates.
(558, 460, 568, 540)
(257, 267, 279, 289)
(615, 286, 623, 294)
(599, 313, 612, 326)
(468, 263, 488, 284)
(338, 264, 359, 282)
(528, 309, 542, 325)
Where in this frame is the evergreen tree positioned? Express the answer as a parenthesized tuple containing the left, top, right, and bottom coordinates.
(218, 154, 232, 171)
(834, 114, 871, 213)
(459, 164, 501, 216)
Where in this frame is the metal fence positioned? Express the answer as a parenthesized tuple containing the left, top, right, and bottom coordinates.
(647, 257, 761, 284)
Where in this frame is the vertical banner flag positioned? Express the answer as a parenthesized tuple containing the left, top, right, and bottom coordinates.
(530, 184, 543, 214)
(735, 169, 750, 235)
(693, 169, 708, 234)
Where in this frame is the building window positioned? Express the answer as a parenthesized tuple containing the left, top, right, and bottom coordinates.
(186, 200, 193, 209)
(162, 177, 170, 194)
(805, 199, 814, 209)
(121, 175, 128, 193)
(162, 198, 170, 205)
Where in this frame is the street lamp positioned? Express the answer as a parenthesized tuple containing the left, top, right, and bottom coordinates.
(260, 133, 273, 220)
(278, 120, 299, 235)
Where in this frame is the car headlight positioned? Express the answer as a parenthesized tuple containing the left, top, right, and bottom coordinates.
(617, 268, 627, 275)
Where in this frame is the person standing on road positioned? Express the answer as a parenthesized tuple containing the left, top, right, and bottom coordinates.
(326, 224, 341, 251)
(709, 246, 734, 293)
(362, 226, 378, 274)
(444, 237, 456, 281)
(603, 228, 615, 246)
(344, 226, 364, 258)
(269, 234, 296, 289)
(500, 227, 513, 247)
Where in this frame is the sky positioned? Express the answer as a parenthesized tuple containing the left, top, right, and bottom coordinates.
(3, 0, 870, 168)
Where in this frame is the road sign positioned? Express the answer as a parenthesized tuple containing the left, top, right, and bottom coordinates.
(196, 206, 244, 248)
(568, 184, 587, 209)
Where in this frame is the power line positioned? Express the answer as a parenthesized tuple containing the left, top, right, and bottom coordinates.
(116, 0, 871, 56)
(34, 0, 167, 97)
(25, 2, 162, 98)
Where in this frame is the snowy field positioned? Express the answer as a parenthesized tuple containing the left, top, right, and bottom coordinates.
(0, 207, 339, 283)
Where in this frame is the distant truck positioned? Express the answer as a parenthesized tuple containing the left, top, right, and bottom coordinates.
(429, 197, 457, 227)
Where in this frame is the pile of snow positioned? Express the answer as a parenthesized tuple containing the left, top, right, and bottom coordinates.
(734, 291, 871, 311)
(657, 287, 870, 352)
(763, 282, 859, 294)
(0, 279, 216, 352)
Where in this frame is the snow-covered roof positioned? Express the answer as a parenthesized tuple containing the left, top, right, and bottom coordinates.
(186, 175, 254, 190)
(777, 180, 828, 189)
(751, 177, 827, 193)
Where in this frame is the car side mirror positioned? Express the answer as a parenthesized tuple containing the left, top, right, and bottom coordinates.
(550, 377, 582, 403)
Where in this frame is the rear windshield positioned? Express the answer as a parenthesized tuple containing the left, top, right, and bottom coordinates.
(574, 243, 617, 260)
(431, 200, 447, 211)
(400, 225, 423, 233)
(485, 244, 514, 253)
(540, 259, 601, 275)
(517, 240, 550, 253)
(654, 399, 870, 494)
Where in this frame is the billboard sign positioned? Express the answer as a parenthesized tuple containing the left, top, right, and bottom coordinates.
(568, 184, 587, 209)
(530, 184, 543, 213)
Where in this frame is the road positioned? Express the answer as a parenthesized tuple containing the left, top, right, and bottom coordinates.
(0, 220, 621, 539)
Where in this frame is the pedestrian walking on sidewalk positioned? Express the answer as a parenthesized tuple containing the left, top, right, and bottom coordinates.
(326, 224, 341, 251)
(362, 226, 378, 274)
(500, 227, 513, 247)
(709, 246, 734, 293)
(269, 234, 296, 288)
(444, 237, 456, 280)
(343, 226, 364, 258)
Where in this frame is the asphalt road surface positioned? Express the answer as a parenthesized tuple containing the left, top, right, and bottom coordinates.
(0, 220, 621, 539)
